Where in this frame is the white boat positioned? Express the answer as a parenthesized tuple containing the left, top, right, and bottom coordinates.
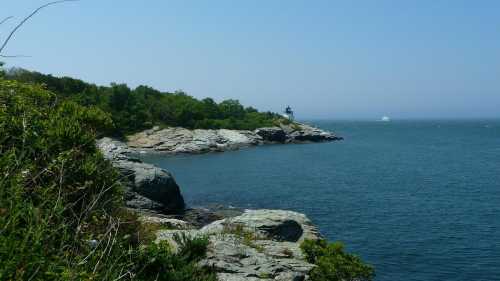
(381, 116, 391, 122)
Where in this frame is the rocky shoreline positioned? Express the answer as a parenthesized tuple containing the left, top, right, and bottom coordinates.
(127, 122, 342, 154)
(97, 123, 341, 281)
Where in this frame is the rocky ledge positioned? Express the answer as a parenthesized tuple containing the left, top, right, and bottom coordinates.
(152, 209, 321, 281)
(127, 122, 342, 154)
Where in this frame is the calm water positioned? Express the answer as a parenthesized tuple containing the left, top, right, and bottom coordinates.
(140, 120, 500, 281)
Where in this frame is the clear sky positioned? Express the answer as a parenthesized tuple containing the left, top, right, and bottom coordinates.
(2, 0, 499, 119)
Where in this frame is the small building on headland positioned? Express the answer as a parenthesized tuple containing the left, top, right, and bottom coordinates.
(283, 106, 294, 121)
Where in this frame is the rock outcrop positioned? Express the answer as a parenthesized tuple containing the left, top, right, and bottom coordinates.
(127, 122, 342, 154)
(98, 129, 332, 280)
(97, 138, 185, 213)
(280, 123, 340, 143)
(255, 127, 288, 143)
(153, 209, 321, 281)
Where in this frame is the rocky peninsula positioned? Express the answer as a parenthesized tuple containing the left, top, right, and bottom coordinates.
(127, 122, 342, 154)
(97, 123, 341, 280)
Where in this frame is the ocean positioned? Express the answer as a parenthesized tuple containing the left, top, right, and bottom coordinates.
(139, 120, 500, 281)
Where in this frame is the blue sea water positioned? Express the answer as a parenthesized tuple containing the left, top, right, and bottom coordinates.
(140, 120, 500, 281)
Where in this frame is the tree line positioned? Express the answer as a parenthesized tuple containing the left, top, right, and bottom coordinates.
(4, 67, 284, 136)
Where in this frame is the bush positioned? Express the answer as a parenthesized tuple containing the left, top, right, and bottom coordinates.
(300, 239, 375, 281)
(135, 236, 216, 281)
(0, 78, 215, 280)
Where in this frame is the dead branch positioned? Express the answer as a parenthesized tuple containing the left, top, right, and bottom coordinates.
(0, 0, 79, 56)
(0, 54, 31, 58)
(0, 16, 14, 26)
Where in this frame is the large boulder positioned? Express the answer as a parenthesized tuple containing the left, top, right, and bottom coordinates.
(155, 209, 321, 281)
(114, 159, 185, 212)
(201, 209, 321, 242)
(97, 138, 185, 213)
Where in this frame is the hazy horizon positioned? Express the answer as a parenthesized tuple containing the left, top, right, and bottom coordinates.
(2, 0, 499, 119)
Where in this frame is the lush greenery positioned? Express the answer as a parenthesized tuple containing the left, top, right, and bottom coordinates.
(0, 70, 373, 280)
(0, 78, 215, 280)
(5, 68, 284, 136)
(301, 239, 375, 281)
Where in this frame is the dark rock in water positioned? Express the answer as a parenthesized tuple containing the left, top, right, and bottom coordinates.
(255, 127, 288, 143)
(97, 138, 185, 213)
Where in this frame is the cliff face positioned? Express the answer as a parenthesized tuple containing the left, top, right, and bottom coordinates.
(127, 122, 342, 154)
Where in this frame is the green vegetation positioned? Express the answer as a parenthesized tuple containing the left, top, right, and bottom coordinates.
(135, 236, 216, 281)
(5, 68, 284, 136)
(0, 78, 215, 280)
(0, 70, 371, 280)
(301, 239, 375, 281)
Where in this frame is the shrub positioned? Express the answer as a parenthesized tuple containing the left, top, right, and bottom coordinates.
(0, 78, 215, 280)
(0, 78, 123, 280)
(135, 236, 216, 281)
(300, 239, 375, 281)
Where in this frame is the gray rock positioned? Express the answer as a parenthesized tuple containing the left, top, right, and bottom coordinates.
(97, 138, 185, 213)
(255, 127, 288, 143)
(181, 206, 244, 228)
(139, 215, 193, 230)
(156, 209, 320, 281)
(280, 123, 342, 142)
(125, 122, 340, 154)
(201, 209, 321, 243)
(127, 127, 263, 154)
(125, 192, 165, 211)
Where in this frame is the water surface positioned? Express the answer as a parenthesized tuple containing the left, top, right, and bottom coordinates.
(140, 120, 500, 281)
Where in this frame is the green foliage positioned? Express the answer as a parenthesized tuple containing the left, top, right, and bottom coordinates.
(0, 78, 214, 280)
(0, 78, 121, 280)
(300, 239, 375, 281)
(6, 69, 284, 136)
(135, 236, 216, 281)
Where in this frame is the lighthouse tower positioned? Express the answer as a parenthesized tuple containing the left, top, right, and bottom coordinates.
(283, 106, 295, 121)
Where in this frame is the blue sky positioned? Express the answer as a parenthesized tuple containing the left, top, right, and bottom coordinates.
(2, 0, 499, 119)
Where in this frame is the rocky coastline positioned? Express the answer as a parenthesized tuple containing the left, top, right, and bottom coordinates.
(97, 123, 341, 281)
(127, 122, 342, 154)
